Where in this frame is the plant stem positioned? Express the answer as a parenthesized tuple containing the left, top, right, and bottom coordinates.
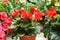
(15, 35, 18, 40)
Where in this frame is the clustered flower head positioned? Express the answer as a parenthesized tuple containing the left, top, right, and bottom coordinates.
(45, 7, 57, 20)
(30, 7, 43, 21)
(11, 7, 57, 21)
(11, 7, 43, 21)
(0, 12, 12, 40)
(10, 10, 19, 18)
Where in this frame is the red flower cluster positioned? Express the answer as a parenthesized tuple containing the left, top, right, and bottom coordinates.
(30, 7, 40, 13)
(11, 10, 19, 18)
(20, 8, 29, 20)
(10, 7, 57, 21)
(30, 7, 43, 21)
(0, 12, 12, 40)
(45, 7, 57, 20)
(11, 7, 43, 21)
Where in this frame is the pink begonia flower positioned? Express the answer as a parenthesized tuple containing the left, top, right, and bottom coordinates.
(0, 12, 12, 40)
(0, 29, 5, 39)
(0, 38, 5, 40)
(0, 23, 3, 30)
(0, 12, 8, 21)
(4, 18, 12, 26)
(2, 21, 9, 31)
(0, 12, 12, 31)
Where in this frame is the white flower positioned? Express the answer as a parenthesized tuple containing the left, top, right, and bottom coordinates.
(19, 0, 27, 3)
(55, 2, 59, 6)
(46, 0, 51, 2)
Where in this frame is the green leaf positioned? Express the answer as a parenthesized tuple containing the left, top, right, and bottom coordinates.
(50, 31, 60, 40)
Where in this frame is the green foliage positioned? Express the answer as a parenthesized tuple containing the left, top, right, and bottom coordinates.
(11, 16, 40, 38)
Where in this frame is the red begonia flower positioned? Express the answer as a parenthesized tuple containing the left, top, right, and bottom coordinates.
(34, 12, 43, 21)
(49, 7, 55, 11)
(21, 11, 28, 20)
(45, 9, 57, 17)
(11, 10, 19, 18)
(45, 7, 57, 20)
(30, 7, 43, 21)
(28, 13, 35, 20)
(0, 29, 5, 39)
(28, 13, 32, 20)
(30, 7, 40, 13)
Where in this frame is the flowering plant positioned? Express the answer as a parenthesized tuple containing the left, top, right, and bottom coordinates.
(0, 12, 12, 40)
(27, 7, 58, 40)
(40, 7, 57, 27)
(10, 7, 43, 37)
(39, 7, 59, 40)
(10, 6, 58, 39)
(29, 6, 59, 40)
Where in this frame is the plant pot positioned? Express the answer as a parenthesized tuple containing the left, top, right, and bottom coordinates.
(20, 35, 36, 40)
(6, 29, 14, 35)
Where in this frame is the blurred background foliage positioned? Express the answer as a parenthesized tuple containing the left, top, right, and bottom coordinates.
(0, 0, 60, 14)
(0, 0, 60, 40)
